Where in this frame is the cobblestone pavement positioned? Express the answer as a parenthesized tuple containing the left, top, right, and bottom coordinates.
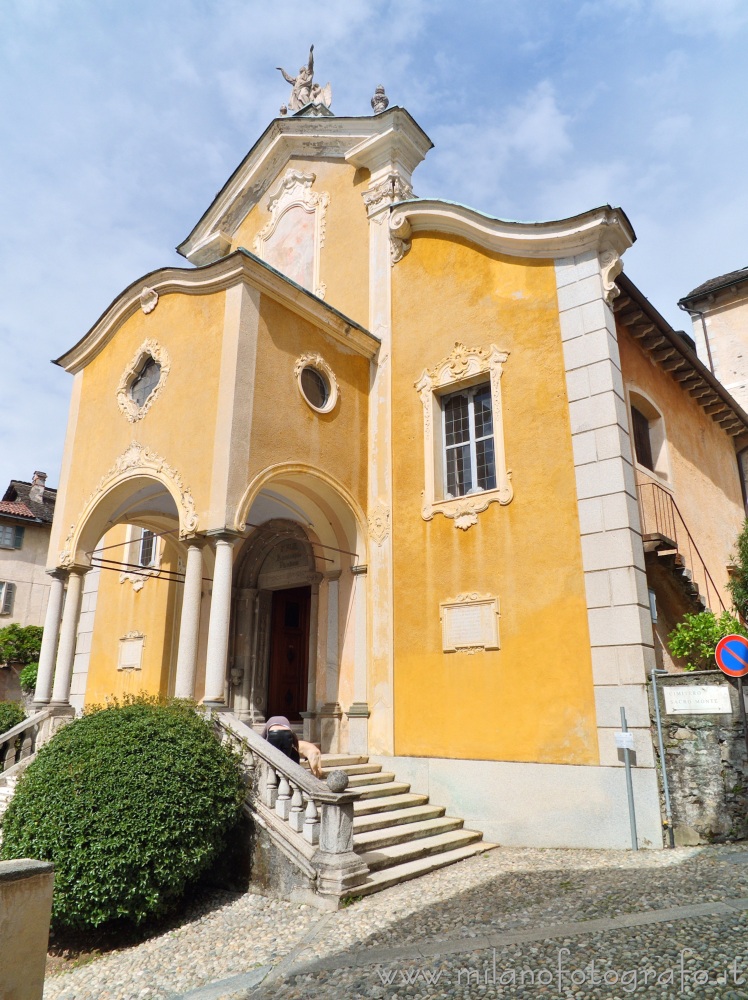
(44, 844, 748, 1000)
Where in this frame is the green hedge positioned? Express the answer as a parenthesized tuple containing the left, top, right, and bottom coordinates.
(18, 662, 38, 694)
(1, 697, 245, 930)
(0, 701, 25, 736)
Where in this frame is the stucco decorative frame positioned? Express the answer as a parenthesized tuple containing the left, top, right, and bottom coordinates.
(439, 593, 500, 653)
(116, 339, 171, 423)
(416, 342, 512, 530)
(293, 352, 339, 414)
(118, 630, 145, 670)
(368, 501, 390, 546)
(252, 168, 330, 300)
(58, 441, 199, 566)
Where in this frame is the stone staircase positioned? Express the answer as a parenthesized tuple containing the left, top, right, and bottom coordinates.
(316, 753, 496, 896)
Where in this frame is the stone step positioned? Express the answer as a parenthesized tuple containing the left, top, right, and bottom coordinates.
(353, 842, 498, 897)
(320, 754, 369, 767)
(345, 771, 396, 787)
(359, 829, 484, 872)
(354, 815, 465, 852)
(353, 803, 446, 832)
(354, 792, 428, 815)
(355, 780, 411, 800)
(320, 763, 383, 777)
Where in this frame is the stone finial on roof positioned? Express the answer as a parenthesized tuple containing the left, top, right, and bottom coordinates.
(276, 45, 332, 113)
(371, 84, 389, 114)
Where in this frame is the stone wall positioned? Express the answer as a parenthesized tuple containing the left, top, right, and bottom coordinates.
(0, 858, 54, 1000)
(649, 671, 748, 845)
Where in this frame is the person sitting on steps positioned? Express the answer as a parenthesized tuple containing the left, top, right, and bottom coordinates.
(261, 715, 323, 778)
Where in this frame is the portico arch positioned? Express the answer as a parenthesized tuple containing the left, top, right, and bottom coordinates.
(231, 466, 369, 753)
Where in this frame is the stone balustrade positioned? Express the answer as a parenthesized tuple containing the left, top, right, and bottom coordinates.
(213, 712, 369, 899)
(0, 709, 54, 774)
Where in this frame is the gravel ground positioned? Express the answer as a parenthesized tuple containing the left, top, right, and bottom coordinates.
(43, 844, 748, 1000)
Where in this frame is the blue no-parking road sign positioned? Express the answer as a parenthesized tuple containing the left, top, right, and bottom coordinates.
(715, 634, 748, 678)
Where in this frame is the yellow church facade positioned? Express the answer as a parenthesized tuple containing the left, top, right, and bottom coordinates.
(33, 102, 748, 849)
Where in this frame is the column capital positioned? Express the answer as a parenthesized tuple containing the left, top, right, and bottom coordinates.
(45, 567, 69, 581)
(324, 569, 342, 582)
(205, 529, 242, 545)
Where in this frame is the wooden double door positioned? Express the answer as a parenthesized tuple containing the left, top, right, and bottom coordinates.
(266, 586, 311, 721)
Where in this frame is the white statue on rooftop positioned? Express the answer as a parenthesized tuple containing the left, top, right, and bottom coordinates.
(277, 45, 331, 112)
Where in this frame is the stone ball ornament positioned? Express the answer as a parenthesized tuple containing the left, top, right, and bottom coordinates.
(326, 769, 349, 792)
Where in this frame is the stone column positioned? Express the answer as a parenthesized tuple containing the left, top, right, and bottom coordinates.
(51, 568, 85, 705)
(319, 571, 342, 752)
(173, 542, 204, 700)
(233, 587, 257, 721)
(203, 536, 235, 706)
(33, 572, 66, 704)
(347, 564, 370, 755)
(301, 573, 323, 742)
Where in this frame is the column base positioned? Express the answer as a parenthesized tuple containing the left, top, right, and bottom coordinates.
(346, 703, 370, 756)
(300, 711, 317, 743)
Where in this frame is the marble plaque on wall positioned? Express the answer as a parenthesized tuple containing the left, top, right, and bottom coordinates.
(440, 594, 500, 653)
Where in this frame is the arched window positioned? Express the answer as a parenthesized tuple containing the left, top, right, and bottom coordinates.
(628, 390, 669, 480)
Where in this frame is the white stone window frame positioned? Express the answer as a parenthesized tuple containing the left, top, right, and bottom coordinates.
(116, 339, 171, 423)
(440, 593, 500, 654)
(118, 631, 145, 671)
(252, 168, 330, 300)
(626, 385, 671, 486)
(416, 342, 512, 530)
(293, 353, 339, 414)
(119, 525, 162, 592)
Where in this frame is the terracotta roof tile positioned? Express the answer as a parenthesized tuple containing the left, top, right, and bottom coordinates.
(0, 500, 35, 519)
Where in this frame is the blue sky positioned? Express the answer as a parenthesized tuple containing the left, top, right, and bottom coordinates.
(2, 0, 747, 490)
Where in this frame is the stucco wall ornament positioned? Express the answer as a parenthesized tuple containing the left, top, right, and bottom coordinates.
(416, 343, 512, 531)
(600, 249, 623, 305)
(389, 210, 413, 264)
(293, 352, 339, 413)
(116, 339, 171, 423)
(139, 287, 159, 314)
(368, 502, 390, 546)
(252, 169, 329, 299)
(58, 442, 199, 566)
(363, 172, 414, 220)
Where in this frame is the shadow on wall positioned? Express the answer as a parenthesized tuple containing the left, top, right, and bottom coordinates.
(0, 666, 22, 703)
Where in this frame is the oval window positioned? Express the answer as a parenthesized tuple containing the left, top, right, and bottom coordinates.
(130, 357, 161, 408)
(300, 366, 330, 410)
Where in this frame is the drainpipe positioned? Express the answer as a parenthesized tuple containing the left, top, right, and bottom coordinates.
(651, 668, 675, 848)
(678, 301, 715, 375)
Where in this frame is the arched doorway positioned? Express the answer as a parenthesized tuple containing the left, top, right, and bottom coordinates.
(231, 519, 320, 728)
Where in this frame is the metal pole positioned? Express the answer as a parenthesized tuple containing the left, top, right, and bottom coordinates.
(651, 669, 675, 848)
(621, 706, 639, 851)
(738, 677, 748, 764)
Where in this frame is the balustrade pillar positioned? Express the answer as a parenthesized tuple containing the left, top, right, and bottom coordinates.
(173, 542, 204, 700)
(203, 536, 236, 705)
(51, 568, 85, 705)
(34, 572, 66, 704)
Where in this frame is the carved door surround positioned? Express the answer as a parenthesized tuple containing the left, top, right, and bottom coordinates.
(230, 520, 321, 728)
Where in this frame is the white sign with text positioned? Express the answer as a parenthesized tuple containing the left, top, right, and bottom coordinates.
(663, 685, 731, 715)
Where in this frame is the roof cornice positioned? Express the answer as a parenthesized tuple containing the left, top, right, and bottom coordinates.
(54, 249, 378, 374)
(177, 108, 433, 265)
(615, 272, 748, 439)
(388, 200, 636, 261)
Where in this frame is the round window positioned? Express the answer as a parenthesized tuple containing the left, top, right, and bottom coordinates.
(300, 366, 330, 410)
